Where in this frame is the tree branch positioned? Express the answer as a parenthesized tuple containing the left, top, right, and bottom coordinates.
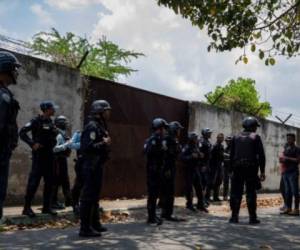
(253, 0, 300, 31)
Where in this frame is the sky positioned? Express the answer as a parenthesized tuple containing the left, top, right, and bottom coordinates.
(1, 0, 300, 125)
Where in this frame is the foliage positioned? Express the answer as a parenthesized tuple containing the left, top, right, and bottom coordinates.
(157, 0, 300, 65)
(30, 28, 144, 81)
(206, 78, 272, 118)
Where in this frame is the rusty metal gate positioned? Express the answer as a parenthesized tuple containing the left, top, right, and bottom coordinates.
(85, 77, 189, 198)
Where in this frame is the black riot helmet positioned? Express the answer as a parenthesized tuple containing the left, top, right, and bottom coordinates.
(90, 100, 112, 115)
(152, 118, 169, 130)
(188, 132, 198, 143)
(242, 116, 260, 132)
(40, 100, 58, 112)
(201, 128, 213, 137)
(168, 121, 184, 134)
(55, 115, 68, 130)
(225, 136, 233, 142)
(0, 51, 21, 84)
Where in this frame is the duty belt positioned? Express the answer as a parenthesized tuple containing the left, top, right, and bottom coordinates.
(234, 159, 255, 168)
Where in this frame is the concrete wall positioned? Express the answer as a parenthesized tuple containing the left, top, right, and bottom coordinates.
(5, 52, 300, 205)
(7, 53, 84, 204)
(188, 102, 300, 191)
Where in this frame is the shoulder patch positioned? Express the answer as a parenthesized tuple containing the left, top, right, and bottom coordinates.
(25, 122, 32, 128)
(151, 139, 156, 145)
(90, 131, 96, 140)
(1, 93, 11, 103)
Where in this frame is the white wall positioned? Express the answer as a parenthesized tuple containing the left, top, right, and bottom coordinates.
(188, 102, 300, 191)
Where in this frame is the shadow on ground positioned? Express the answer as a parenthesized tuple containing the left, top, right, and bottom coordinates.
(0, 208, 299, 250)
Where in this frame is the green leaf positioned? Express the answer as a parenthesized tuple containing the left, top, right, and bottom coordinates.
(157, 1, 299, 64)
(265, 58, 269, 66)
(30, 29, 144, 80)
(259, 50, 264, 59)
(243, 56, 248, 64)
(204, 77, 272, 118)
(269, 58, 276, 65)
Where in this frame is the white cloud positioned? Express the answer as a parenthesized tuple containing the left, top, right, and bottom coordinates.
(0, 25, 9, 35)
(30, 4, 55, 25)
(15, 0, 300, 124)
(45, 0, 102, 10)
(90, 0, 300, 124)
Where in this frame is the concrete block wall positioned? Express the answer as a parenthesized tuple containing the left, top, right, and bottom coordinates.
(188, 102, 300, 191)
(4, 52, 299, 204)
(7, 53, 84, 204)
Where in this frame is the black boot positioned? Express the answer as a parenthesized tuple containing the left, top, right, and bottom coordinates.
(249, 218, 260, 224)
(147, 216, 163, 226)
(229, 200, 240, 224)
(65, 197, 73, 207)
(22, 207, 36, 218)
(229, 216, 239, 223)
(91, 204, 107, 233)
(79, 202, 101, 237)
(213, 186, 221, 202)
(186, 205, 197, 212)
(247, 198, 259, 224)
(51, 202, 65, 210)
(42, 207, 57, 216)
(22, 199, 36, 218)
(79, 229, 101, 237)
(73, 204, 80, 217)
(155, 216, 163, 225)
(197, 206, 209, 213)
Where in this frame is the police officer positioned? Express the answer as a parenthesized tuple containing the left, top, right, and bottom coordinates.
(223, 136, 232, 201)
(160, 121, 183, 221)
(70, 130, 83, 216)
(79, 100, 111, 237)
(0, 51, 21, 220)
(181, 132, 208, 212)
(229, 117, 266, 224)
(206, 133, 225, 202)
(20, 101, 58, 217)
(199, 128, 213, 204)
(52, 116, 72, 209)
(144, 118, 168, 225)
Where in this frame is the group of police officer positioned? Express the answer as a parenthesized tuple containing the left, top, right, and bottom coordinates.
(0, 51, 267, 239)
(144, 116, 266, 225)
(0, 51, 112, 237)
